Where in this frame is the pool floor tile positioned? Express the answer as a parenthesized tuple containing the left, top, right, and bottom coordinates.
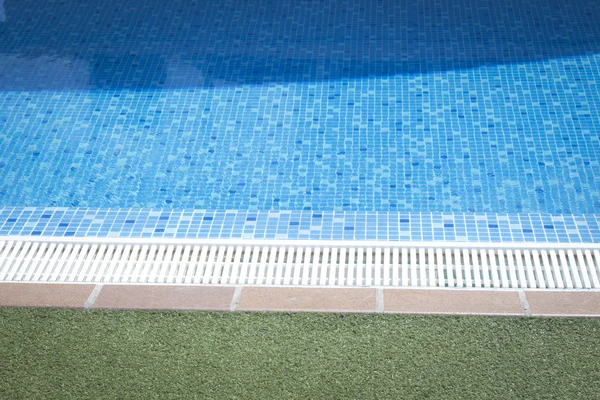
(92, 285, 235, 311)
(525, 291, 600, 317)
(237, 287, 377, 313)
(383, 289, 524, 316)
(0, 283, 94, 308)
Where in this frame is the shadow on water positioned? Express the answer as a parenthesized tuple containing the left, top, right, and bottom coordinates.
(0, 0, 599, 90)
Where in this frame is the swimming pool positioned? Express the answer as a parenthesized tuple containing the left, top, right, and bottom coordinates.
(1, 0, 599, 243)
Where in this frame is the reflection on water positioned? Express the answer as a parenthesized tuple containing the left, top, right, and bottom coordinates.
(0, 54, 209, 90)
(1, 0, 599, 90)
(0, 55, 90, 90)
(0, 0, 5, 22)
(164, 57, 205, 89)
(0, 0, 599, 214)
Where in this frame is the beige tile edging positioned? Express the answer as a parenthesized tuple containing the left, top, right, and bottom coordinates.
(237, 287, 377, 313)
(383, 289, 524, 316)
(526, 291, 600, 317)
(1, 283, 600, 317)
(92, 285, 235, 311)
(0, 283, 95, 308)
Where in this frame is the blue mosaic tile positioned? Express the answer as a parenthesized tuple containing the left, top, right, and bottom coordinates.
(0, 207, 599, 243)
(0, 0, 599, 214)
(1, 0, 599, 243)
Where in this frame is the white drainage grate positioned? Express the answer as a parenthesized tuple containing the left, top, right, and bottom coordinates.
(0, 239, 599, 289)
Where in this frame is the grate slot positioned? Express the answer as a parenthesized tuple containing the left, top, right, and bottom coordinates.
(4, 242, 29, 282)
(427, 248, 435, 287)
(446, 250, 453, 286)
(522, 250, 535, 289)
(480, 249, 490, 288)
(29, 242, 53, 282)
(586, 250, 600, 288)
(0, 239, 599, 290)
(576, 250, 591, 289)
(515, 250, 527, 289)
(454, 249, 463, 288)
(383, 248, 391, 287)
(346, 247, 355, 286)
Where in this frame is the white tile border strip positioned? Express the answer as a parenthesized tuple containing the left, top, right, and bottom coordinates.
(1, 208, 598, 243)
(3, 236, 600, 250)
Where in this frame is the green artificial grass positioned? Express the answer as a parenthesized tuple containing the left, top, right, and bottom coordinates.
(1, 309, 599, 399)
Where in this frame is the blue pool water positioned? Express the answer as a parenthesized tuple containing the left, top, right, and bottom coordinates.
(0, 0, 599, 217)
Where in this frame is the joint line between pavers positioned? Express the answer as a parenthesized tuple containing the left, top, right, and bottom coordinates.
(376, 288, 384, 313)
(519, 290, 531, 317)
(230, 286, 243, 312)
(84, 284, 104, 310)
